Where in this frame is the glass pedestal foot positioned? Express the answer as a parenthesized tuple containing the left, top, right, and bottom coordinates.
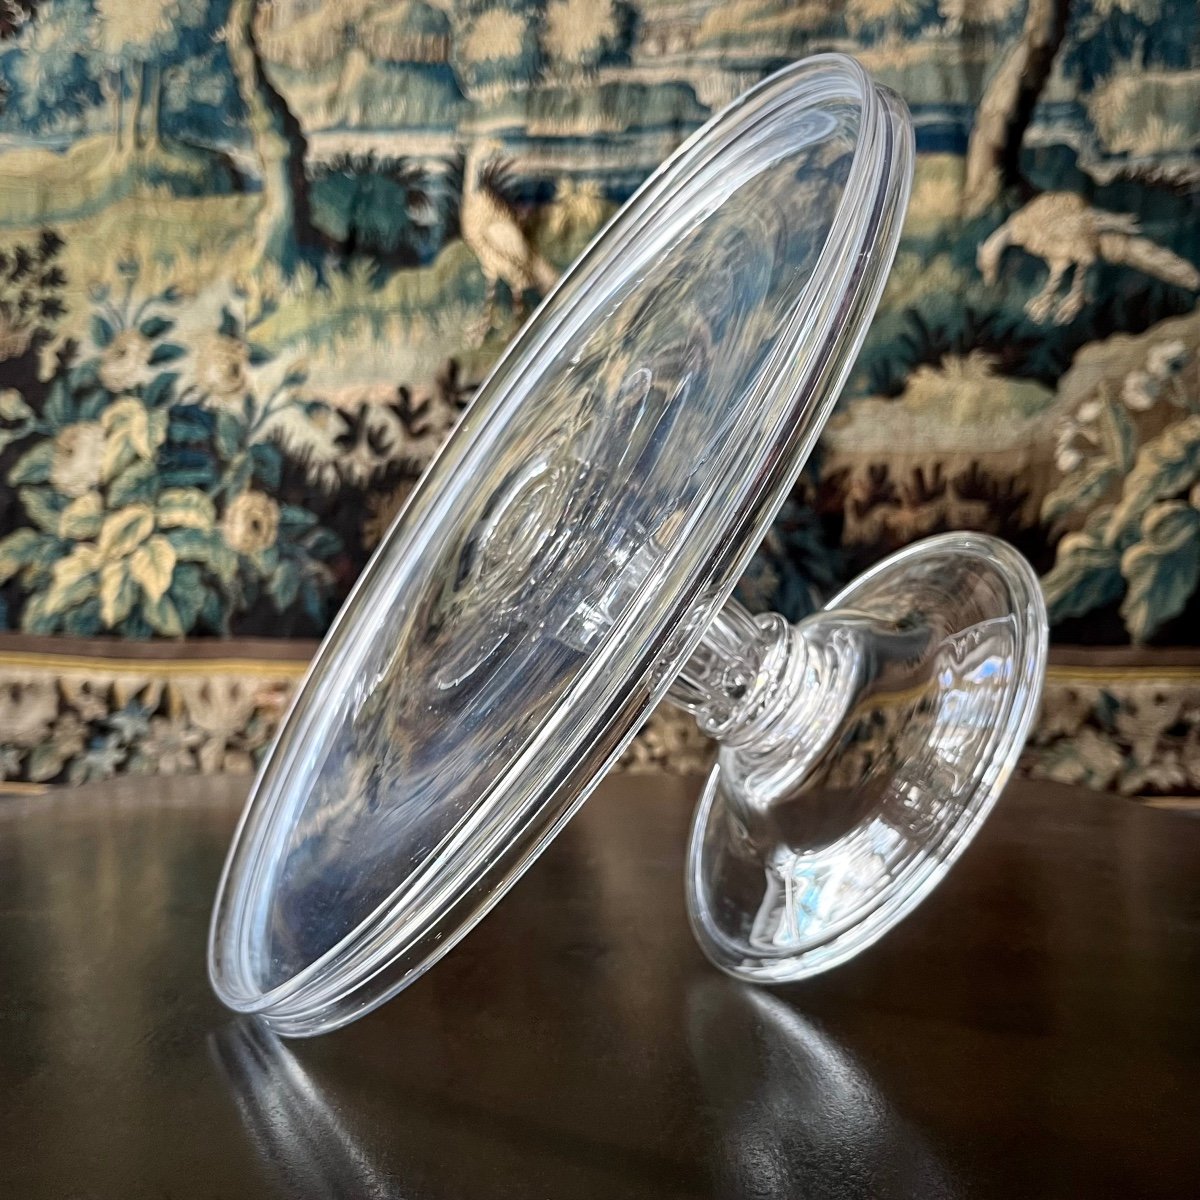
(675, 531, 1047, 981)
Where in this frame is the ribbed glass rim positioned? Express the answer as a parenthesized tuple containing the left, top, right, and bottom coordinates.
(209, 53, 915, 1035)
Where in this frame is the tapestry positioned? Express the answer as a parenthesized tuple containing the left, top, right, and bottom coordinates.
(2, 644, 1197, 806)
(0, 0, 1197, 794)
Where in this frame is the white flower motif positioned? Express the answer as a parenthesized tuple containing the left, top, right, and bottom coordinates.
(1076, 398, 1102, 423)
(49, 421, 106, 497)
(220, 491, 280, 554)
(1146, 339, 1188, 379)
(98, 329, 153, 393)
(195, 334, 249, 400)
(1121, 369, 1158, 411)
(1056, 446, 1083, 472)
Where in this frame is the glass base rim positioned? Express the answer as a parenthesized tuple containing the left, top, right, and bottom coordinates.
(684, 531, 1049, 984)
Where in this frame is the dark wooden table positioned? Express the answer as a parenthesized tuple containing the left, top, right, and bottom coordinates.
(0, 773, 1196, 1199)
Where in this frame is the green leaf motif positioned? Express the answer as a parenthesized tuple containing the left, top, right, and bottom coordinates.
(119, 614, 153, 639)
(44, 545, 101, 617)
(64, 597, 104, 638)
(68, 361, 101, 396)
(100, 560, 137, 627)
(1143, 500, 1200, 550)
(107, 459, 159, 507)
(43, 377, 72, 427)
(143, 371, 180, 408)
(168, 406, 213, 445)
(19, 486, 66, 535)
(169, 563, 205, 630)
(198, 585, 226, 633)
(19, 535, 67, 588)
(215, 411, 244, 459)
(1107, 414, 1200, 549)
(278, 504, 318, 532)
(0, 528, 46, 584)
(160, 460, 217, 490)
(1042, 531, 1125, 624)
(165, 527, 239, 588)
(77, 390, 109, 421)
(21, 594, 57, 634)
(249, 442, 282, 490)
(249, 544, 280, 577)
(148, 343, 186, 366)
(138, 316, 174, 339)
(222, 456, 253, 498)
(8, 441, 55, 485)
(98, 505, 155, 561)
(101, 397, 158, 480)
(1120, 503, 1200, 642)
(129, 535, 177, 604)
(1041, 461, 1117, 530)
(164, 527, 212, 561)
(91, 314, 115, 348)
(144, 593, 184, 637)
(156, 488, 215, 532)
(269, 559, 302, 610)
(59, 492, 104, 539)
(305, 527, 342, 559)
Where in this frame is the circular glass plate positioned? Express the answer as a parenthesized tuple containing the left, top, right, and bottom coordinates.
(209, 54, 914, 1036)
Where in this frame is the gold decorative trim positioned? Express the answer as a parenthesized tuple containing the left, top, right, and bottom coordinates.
(1046, 665, 1200, 682)
(0, 642, 1197, 796)
(0, 781, 50, 796)
(0, 651, 309, 678)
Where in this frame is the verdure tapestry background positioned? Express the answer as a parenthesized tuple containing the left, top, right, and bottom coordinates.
(0, 0, 1197, 797)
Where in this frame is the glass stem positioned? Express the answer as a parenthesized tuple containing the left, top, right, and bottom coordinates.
(666, 599, 859, 802)
(667, 597, 940, 813)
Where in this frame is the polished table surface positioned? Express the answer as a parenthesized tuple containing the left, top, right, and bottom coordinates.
(0, 773, 1197, 1199)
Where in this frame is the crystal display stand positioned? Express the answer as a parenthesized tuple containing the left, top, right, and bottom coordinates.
(208, 54, 1047, 1037)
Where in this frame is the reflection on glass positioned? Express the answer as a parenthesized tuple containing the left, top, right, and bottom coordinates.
(210, 1022, 402, 1199)
(687, 982, 961, 1199)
